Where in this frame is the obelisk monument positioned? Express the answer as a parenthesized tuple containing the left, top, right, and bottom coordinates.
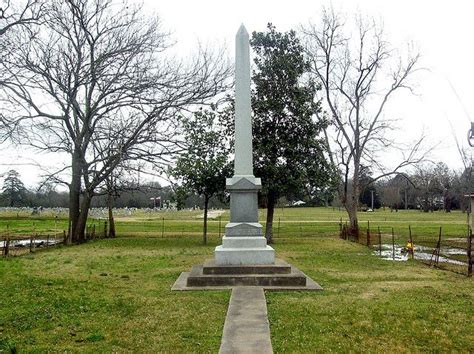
(214, 24, 275, 265)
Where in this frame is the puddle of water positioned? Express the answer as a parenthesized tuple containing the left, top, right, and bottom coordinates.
(0, 239, 61, 248)
(413, 252, 466, 265)
(374, 244, 467, 266)
(375, 245, 408, 261)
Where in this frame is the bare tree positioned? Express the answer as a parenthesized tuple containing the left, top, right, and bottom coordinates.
(412, 162, 450, 212)
(1, 0, 230, 243)
(302, 8, 425, 235)
(95, 164, 141, 239)
(0, 0, 43, 140)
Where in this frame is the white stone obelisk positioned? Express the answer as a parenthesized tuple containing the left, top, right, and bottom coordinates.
(214, 24, 275, 265)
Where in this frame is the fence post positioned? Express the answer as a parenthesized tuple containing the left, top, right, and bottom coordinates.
(278, 217, 281, 239)
(162, 217, 164, 238)
(367, 220, 371, 247)
(436, 227, 442, 265)
(392, 227, 395, 260)
(3, 237, 6, 256)
(378, 226, 382, 256)
(219, 216, 222, 238)
(4, 237, 10, 257)
(467, 225, 472, 277)
(104, 221, 108, 238)
(92, 224, 96, 239)
(54, 217, 58, 241)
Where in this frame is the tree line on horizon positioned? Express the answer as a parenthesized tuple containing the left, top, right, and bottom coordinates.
(2, 161, 471, 214)
(1, 1, 471, 244)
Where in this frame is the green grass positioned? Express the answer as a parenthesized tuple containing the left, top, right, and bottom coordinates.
(0, 236, 229, 352)
(269, 237, 473, 352)
(0, 208, 472, 351)
(0, 207, 469, 241)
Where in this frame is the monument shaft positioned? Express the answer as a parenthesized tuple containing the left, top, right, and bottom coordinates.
(214, 24, 275, 265)
(234, 25, 253, 176)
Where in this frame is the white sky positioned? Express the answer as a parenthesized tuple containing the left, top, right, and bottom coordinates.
(1, 0, 473, 188)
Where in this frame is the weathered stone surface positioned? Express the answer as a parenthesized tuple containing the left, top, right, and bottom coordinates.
(225, 222, 262, 237)
(228, 191, 260, 223)
(221, 236, 267, 249)
(214, 25, 275, 265)
(226, 176, 261, 190)
(234, 24, 253, 177)
(215, 246, 275, 265)
(171, 270, 323, 291)
(219, 287, 273, 354)
(203, 259, 291, 274)
(186, 261, 306, 287)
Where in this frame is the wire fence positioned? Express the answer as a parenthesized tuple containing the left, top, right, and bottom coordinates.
(1, 219, 108, 257)
(1, 212, 472, 278)
(340, 221, 473, 277)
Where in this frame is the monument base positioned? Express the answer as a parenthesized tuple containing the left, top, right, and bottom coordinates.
(215, 243, 275, 265)
(171, 259, 323, 290)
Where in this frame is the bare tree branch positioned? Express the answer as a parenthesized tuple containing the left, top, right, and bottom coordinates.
(302, 7, 425, 234)
(1, 0, 232, 242)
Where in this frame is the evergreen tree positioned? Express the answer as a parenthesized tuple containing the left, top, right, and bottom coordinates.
(2, 169, 26, 206)
(250, 24, 337, 243)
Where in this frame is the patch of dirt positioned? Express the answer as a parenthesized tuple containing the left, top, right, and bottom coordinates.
(195, 210, 225, 219)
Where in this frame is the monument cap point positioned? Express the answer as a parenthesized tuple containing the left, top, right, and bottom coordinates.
(237, 23, 248, 37)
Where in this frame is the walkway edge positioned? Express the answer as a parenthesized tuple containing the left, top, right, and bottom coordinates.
(219, 287, 273, 354)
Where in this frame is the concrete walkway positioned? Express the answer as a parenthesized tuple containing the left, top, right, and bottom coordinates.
(219, 287, 273, 354)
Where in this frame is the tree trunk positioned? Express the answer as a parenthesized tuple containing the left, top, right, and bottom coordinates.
(107, 193, 116, 238)
(203, 195, 209, 245)
(346, 203, 359, 236)
(74, 193, 92, 243)
(68, 150, 82, 244)
(346, 166, 360, 238)
(265, 190, 277, 244)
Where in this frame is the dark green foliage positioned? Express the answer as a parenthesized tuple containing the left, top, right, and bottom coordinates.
(173, 106, 232, 201)
(172, 106, 233, 243)
(250, 24, 338, 241)
(358, 166, 382, 209)
(1, 169, 26, 207)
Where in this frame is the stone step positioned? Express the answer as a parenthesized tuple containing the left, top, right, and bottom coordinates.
(187, 265, 306, 287)
(214, 246, 275, 265)
(203, 259, 291, 275)
(221, 236, 267, 249)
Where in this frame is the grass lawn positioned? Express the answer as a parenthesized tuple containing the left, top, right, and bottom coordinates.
(269, 237, 473, 352)
(0, 236, 229, 352)
(0, 207, 469, 241)
(0, 208, 472, 352)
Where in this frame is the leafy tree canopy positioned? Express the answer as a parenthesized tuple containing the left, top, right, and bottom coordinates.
(2, 169, 26, 206)
(171, 105, 233, 243)
(250, 23, 338, 241)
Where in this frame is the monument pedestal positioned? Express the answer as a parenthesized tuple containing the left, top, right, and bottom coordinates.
(171, 258, 322, 290)
(171, 24, 322, 292)
(214, 176, 275, 265)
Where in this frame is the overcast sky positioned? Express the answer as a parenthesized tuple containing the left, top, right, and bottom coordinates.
(152, 0, 473, 166)
(1, 0, 473, 187)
